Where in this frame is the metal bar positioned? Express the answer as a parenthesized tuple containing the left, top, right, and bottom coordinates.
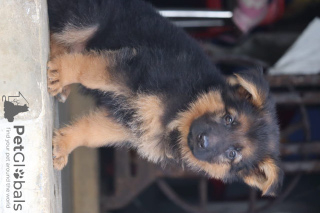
(255, 175, 302, 213)
(282, 161, 320, 173)
(159, 10, 233, 19)
(157, 179, 211, 213)
(281, 122, 304, 139)
(115, 149, 130, 178)
(172, 20, 224, 28)
(199, 178, 208, 209)
(272, 92, 320, 105)
(267, 75, 320, 87)
(247, 189, 257, 213)
(281, 142, 320, 155)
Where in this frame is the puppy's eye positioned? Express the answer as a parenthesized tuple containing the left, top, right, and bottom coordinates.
(225, 114, 233, 125)
(228, 150, 237, 159)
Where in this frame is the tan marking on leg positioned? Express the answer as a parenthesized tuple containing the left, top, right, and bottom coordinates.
(53, 109, 133, 170)
(132, 94, 166, 162)
(49, 35, 73, 101)
(50, 34, 69, 58)
(52, 25, 98, 52)
(47, 51, 127, 97)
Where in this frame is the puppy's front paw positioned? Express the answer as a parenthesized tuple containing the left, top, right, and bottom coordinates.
(52, 129, 70, 170)
(47, 58, 64, 97)
(47, 55, 73, 102)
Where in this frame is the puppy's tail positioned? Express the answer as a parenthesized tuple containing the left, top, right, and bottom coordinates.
(48, 0, 102, 52)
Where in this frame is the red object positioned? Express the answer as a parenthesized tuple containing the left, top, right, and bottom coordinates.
(190, 26, 233, 39)
(206, 0, 222, 9)
(260, 0, 285, 25)
(209, 178, 226, 200)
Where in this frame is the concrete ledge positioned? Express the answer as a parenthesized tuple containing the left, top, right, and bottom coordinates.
(0, 0, 62, 212)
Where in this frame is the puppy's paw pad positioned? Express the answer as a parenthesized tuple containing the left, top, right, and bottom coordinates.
(52, 130, 70, 170)
(52, 130, 68, 158)
(53, 155, 68, 170)
(47, 59, 64, 96)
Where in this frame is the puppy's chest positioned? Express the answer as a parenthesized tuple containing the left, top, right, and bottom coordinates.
(132, 94, 165, 138)
(130, 94, 171, 162)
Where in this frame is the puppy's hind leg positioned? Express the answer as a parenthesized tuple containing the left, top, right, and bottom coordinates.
(52, 108, 133, 170)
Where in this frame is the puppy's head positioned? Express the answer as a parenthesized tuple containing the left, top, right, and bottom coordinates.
(171, 69, 283, 196)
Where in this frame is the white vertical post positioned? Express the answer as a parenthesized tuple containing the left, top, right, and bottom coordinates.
(0, 0, 62, 212)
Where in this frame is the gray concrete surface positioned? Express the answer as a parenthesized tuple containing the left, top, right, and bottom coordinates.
(0, 0, 62, 212)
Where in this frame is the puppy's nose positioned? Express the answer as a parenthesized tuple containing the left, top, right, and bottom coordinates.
(197, 133, 209, 149)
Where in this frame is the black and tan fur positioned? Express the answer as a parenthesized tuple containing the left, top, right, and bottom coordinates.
(48, 0, 283, 196)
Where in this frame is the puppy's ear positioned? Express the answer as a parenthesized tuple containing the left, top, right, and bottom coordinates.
(233, 69, 269, 108)
(243, 158, 284, 196)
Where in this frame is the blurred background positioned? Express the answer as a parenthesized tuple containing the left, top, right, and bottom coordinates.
(58, 0, 320, 212)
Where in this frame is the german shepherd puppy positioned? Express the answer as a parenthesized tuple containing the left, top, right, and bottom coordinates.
(48, 0, 283, 196)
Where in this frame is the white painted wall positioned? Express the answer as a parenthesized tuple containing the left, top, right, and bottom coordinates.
(0, 0, 62, 212)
